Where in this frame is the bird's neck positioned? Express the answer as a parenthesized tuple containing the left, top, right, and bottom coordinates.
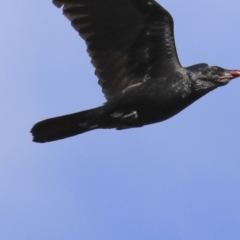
(187, 71, 218, 96)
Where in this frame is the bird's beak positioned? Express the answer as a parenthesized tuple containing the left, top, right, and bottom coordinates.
(229, 70, 240, 79)
(219, 70, 240, 81)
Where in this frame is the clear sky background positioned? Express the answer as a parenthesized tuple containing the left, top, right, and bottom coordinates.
(1, 1, 240, 239)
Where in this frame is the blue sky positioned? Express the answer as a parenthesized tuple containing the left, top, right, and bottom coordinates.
(0, 1, 240, 239)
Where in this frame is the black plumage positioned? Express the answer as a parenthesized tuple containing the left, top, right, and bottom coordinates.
(31, 0, 240, 143)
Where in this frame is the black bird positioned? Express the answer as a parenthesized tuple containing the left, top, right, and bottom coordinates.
(31, 0, 240, 143)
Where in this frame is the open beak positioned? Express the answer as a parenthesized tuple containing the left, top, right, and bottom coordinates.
(229, 70, 240, 79)
(219, 70, 240, 80)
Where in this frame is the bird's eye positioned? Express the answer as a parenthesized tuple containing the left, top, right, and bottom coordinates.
(211, 66, 218, 72)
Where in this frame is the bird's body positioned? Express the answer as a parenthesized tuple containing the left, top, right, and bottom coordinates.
(31, 0, 240, 143)
(104, 69, 193, 126)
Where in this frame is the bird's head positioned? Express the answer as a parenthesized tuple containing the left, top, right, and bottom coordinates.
(189, 65, 240, 92)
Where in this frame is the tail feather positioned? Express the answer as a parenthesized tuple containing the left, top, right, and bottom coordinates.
(31, 107, 103, 143)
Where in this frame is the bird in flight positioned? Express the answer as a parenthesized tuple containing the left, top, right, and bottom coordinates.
(31, 0, 240, 143)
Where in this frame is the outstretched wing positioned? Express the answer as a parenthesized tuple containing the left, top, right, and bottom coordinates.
(53, 0, 182, 99)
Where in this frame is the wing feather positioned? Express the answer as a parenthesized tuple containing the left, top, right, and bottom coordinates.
(52, 0, 181, 98)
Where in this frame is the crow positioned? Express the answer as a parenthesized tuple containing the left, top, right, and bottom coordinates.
(31, 0, 240, 143)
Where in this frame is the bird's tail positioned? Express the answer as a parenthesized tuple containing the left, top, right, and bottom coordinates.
(31, 107, 103, 143)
